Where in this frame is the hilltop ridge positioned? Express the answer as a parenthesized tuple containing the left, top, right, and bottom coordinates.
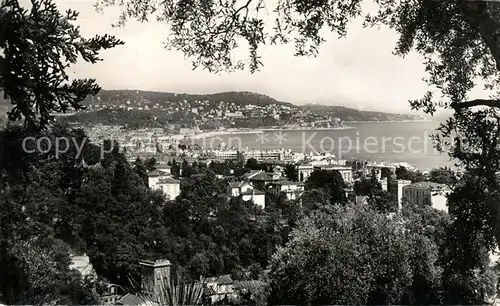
(83, 90, 295, 107)
(1, 90, 425, 128)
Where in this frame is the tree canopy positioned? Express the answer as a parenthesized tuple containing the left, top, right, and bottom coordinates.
(267, 203, 473, 305)
(0, 0, 124, 130)
(96, 0, 500, 110)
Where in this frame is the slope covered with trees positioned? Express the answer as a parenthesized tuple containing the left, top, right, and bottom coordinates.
(2, 0, 500, 304)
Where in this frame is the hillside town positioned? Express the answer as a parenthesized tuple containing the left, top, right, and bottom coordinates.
(62, 97, 345, 130)
(70, 139, 456, 305)
(59, 121, 462, 306)
(47, 90, 425, 130)
(3, 0, 500, 305)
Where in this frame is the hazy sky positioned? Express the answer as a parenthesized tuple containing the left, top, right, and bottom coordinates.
(38, 1, 452, 113)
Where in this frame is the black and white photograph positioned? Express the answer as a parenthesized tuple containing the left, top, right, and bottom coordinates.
(1, 0, 500, 304)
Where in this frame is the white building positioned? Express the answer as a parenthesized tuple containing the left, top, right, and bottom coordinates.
(69, 255, 96, 280)
(227, 181, 266, 208)
(330, 166, 354, 183)
(244, 149, 283, 161)
(147, 169, 169, 187)
(155, 177, 181, 201)
(148, 170, 180, 200)
(394, 179, 412, 212)
(214, 150, 239, 160)
(402, 181, 451, 213)
(269, 180, 305, 201)
(297, 164, 314, 182)
(201, 275, 235, 304)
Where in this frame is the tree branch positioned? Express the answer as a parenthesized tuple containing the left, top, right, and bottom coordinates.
(458, 1, 500, 71)
(451, 99, 500, 110)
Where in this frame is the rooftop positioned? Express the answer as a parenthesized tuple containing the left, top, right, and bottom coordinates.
(204, 274, 234, 286)
(147, 169, 170, 177)
(273, 180, 305, 186)
(240, 189, 265, 196)
(405, 181, 450, 190)
(155, 164, 171, 169)
(242, 170, 262, 180)
(158, 177, 180, 184)
(139, 259, 172, 268)
(248, 172, 273, 181)
(228, 181, 250, 188)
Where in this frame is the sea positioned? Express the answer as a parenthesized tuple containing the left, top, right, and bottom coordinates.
(193, 121, 455, 171)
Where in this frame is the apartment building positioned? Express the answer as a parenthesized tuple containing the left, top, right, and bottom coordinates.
(402, 181, 450, 212)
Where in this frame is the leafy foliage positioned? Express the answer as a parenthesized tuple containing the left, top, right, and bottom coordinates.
(429, 167, 457, 186)
(0, 124, 104, 304)
(305, 169, 346, 205)
(395, 166, 427, 183)
(0, 0, 123, 130)
(268, 204, 448, 304)
(134, 271, 204, 306)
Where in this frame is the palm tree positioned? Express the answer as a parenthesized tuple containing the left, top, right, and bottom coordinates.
(156, 274, 204, 306)
(132, 272, 205, 306)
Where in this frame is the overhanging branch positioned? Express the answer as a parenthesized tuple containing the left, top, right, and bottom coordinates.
(451, 99, 500, 110)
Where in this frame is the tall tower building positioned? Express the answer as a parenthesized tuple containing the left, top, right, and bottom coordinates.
(396, 180, 411, 212)
(387, 177, 411, 212)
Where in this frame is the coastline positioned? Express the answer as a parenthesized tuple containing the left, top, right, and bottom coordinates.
(261, 126, 357, 131)
(190, 125, 357, 139)
(189, 129, 264, 139)
(344, 119, 432, 124)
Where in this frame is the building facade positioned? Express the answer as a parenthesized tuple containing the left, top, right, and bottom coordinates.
(148, 170, 180, 200)
(227, 181, 266, 208)
(155, 178, 181, 200)
(268, 180, 305, 201)
(297, 164, 314, 182)
(402, 181, 450, 212)
(388, 179, 412, 212)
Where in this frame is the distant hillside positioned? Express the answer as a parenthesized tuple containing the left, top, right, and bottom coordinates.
(84, 90, 296, 108)
(2, 89, 425, 127)
(301, 104, 424, 122)
(59, 108, 185, 129)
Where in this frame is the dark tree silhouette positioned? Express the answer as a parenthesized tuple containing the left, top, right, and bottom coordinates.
(0, 0, 123, 130)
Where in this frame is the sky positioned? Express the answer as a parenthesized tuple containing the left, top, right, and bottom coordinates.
(31, 0, 447, 113)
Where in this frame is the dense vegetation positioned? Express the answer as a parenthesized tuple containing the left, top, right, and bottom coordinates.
(4, 123, 492, 305)
(0, 0, 123, 130)
(0, 125, 275, 302)
(2, 0, 500, 304)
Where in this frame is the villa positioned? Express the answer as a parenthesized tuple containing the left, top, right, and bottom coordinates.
(227, 181, 266, 208)
(402, 181, 451, 212)
(147, 170, 180, 201)
(267, 180, 305, 201)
